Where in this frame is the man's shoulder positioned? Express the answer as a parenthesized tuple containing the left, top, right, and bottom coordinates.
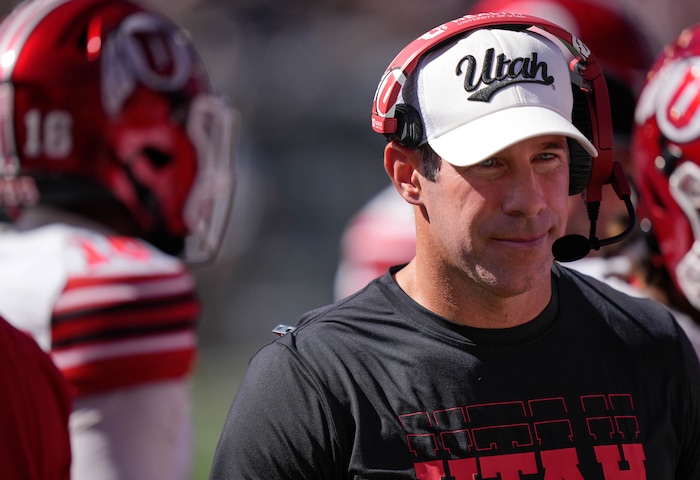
(555, 263, 678, 334)
(303, 271, 397, 322)
(272, 276, 409, 362)
(556, 262, 661, 306)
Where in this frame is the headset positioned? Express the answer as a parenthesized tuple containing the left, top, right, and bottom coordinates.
(371, 12, 635, 261)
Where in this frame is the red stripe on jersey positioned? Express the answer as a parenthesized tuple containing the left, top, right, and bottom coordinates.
(62, 269, 190, 290)
(55, 271, 196, 316)
(51, 293, 199, 348)
(59, 348, 195, 397)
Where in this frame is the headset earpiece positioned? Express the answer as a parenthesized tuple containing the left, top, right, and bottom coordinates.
(387, 104, 423, 148)
(568, 84, 594, 195)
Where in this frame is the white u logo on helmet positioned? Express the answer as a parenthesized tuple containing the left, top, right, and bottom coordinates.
(101, 12, 193, 116)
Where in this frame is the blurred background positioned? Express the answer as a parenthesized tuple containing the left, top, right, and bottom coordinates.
(1, 0, 699, 477)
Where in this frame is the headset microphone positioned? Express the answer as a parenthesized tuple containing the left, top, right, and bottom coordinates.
(552, 160, 636, 262)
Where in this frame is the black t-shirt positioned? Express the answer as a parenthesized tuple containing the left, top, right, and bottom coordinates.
(210, 264, 700, 479)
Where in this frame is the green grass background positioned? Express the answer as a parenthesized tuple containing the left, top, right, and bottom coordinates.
(191, 344, 260, 479)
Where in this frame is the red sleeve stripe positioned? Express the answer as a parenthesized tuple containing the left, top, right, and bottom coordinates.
(51, 330, 196, 371)
(62, 269, 189, 289)
(54, 273, 196, 316)
(51, 296, 199, 347)
(52, 320, 195, 351)
(60, 349, 195, 397)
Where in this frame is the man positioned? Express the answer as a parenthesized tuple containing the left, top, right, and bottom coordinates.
(333, 0, 654, 300)
(0, 0, 236, 479)
(210, 14, 700, 479)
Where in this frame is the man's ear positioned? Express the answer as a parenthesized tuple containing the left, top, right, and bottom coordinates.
(384, 142, 422, 205)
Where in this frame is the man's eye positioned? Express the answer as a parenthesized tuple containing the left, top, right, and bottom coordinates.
(478, 158, 497, 167)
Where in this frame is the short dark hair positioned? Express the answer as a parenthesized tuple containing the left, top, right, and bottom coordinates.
(418, 143, 442, 181)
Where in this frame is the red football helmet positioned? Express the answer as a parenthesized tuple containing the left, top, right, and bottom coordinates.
(0, 0, 236, 261)
(632, 24, 700, 309)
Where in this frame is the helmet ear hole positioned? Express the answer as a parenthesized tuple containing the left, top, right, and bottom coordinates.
(142, 147, 172, 167)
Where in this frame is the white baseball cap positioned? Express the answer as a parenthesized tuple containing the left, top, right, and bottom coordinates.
(400, 27, 598, 166)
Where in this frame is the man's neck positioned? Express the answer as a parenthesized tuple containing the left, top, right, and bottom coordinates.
(394, 260, 553, 329)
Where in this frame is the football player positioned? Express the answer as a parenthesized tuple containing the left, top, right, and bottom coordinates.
(0, 0, 236, 478)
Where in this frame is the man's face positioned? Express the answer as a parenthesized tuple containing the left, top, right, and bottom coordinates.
(419, 134, 570, 297)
